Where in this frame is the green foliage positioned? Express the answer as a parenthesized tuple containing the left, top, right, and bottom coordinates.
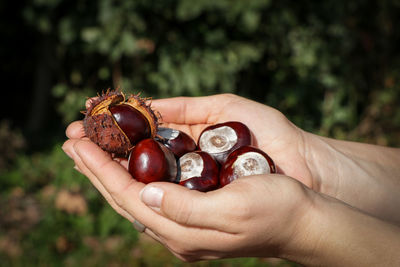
(52, 84, 94, 123)
(21, 0, 400, 142)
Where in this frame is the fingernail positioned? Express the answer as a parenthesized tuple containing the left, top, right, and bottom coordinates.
(140, 186, 164, 209)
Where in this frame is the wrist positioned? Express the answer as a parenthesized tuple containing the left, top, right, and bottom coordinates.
(276, 185, 320, 265)
(299, 131, 330, 193)
(301, 131, 350, 197)
(302, 131, 400, 225)
(282, 190, 400, 266)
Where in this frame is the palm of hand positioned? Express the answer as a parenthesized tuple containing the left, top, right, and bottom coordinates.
(152, 94, 314, 188)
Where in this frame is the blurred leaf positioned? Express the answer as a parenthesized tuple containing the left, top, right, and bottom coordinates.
(52, 86, 94, 124)
(81, 27, 101, 44)
(98, 205, 121, 238)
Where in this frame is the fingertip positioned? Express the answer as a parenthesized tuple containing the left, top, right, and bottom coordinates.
(86, 97, 98, 109)
(62, 138, 81, 159)
(72, 139, 106, 158)
(141, 182, 206, 215)
(71, 138, 85, 152)
(66, 121, 85, 139)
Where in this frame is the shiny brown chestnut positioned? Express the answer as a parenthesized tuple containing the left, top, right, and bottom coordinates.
(128, 139, 177, 184)
(110, 104, 151, 145)
(219, 146, 276, 187)
(156, 127, 197, 158)
(198, 121, 252, 164)
(178, 151, 219, 192)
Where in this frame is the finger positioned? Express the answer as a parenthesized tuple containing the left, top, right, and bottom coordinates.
(71, 140, 143, 206)
(151, 95, 231, 125)
(113, 157, 129, 170)
(66, 121, 86, 139)
(65, 139, 223, 249)
(62, 139, 135, 221)
(71, 139, 171, 233)
(86, 97, 98, 109)
(64, 139, 174, 241)
(144, 227, 164, 243)
(70, 140, 241, 252)
(139, 182, 242, 233)
(159, 226, 236, 261)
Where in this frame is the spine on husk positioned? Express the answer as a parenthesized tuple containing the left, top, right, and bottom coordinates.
(83, 89, 160, 156)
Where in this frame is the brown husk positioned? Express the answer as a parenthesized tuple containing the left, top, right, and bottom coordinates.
(83, 89, 159, 156)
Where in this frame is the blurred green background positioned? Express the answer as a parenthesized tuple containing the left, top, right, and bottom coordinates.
(1, 0, 400, 266)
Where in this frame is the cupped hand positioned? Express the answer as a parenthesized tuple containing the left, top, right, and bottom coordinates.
(151, 94, 314, 188)
(62, 137, 313, 261)
(62, 93, 400, 264)
(62, 93, 317, 260)
(66, 94, 315, 188)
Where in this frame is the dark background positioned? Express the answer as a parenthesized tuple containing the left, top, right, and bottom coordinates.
(1, 0, 400, 266)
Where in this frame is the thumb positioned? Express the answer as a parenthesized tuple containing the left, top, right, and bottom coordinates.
(139, 182, 234, 231)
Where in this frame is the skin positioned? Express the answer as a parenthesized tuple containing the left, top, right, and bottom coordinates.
(62, 93, 400, 265)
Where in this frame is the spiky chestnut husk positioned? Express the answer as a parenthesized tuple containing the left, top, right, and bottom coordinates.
(83, 89, 159, 156)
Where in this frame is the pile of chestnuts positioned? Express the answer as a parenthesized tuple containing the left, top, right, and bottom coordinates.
(83, 90, 276, 192)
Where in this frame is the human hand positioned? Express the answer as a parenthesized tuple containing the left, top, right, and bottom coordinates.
(62, 93, 315, 260)
(62, 137, 400, 265)
(62, 136, 313, 261)
(64, 93, 400, 225)
(65, 93, 315, 189)
(150, 94, 314, 188)
(152, 94, 400, 225)
(62, 93, 400, 264)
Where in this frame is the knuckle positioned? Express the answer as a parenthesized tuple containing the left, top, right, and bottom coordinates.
(236, 204, 253, 222)
(169, 193, 194, 224)
(219, 93, 236, 99)
(223, 193, 252, 223)
(109, 180, 136, 208)
(228, 203, 253, 225)
(111, 193, 126, 208)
